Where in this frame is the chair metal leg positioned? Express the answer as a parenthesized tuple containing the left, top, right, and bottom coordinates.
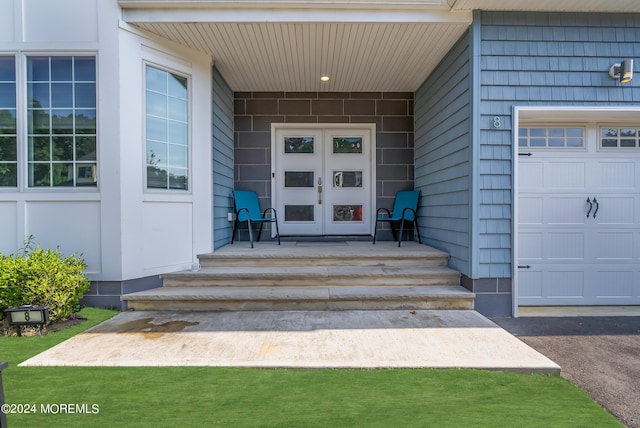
(414, 219, 422, 244)
(372, 220, 378, 244)
(231, 218, 239, 244)
(247, 219, 254, 248)
(274, 220, 281, 245)
(397, 219, 405, 247)
(257, 222, 264, 242)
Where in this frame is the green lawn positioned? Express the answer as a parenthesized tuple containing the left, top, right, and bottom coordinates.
(1, 308, 622, 427)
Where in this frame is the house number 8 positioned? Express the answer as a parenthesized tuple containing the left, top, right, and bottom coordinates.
(493, 116, 501, 128)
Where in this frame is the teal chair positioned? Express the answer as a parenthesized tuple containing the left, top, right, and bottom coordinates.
(373, 190, 422, 247)
(231, 190, 280, 248)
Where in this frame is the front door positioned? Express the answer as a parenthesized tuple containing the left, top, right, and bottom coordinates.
(272, 124, 375, 236)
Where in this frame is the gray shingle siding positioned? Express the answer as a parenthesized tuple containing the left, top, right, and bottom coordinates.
(414, 29, 472, 275)
(212, 67, 234, 249)
(476, 10, 640, 278)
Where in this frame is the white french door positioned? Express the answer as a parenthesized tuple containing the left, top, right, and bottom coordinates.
(272, 124, 375, 236)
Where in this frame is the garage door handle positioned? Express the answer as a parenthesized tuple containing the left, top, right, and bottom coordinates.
(586, 197, 593, 218)
(593, 197, 599, 219)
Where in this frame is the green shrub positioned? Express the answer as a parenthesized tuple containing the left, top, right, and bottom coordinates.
(0, 245, 90, 322)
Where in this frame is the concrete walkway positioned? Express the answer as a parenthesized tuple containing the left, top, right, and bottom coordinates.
(20, 310, 560, 374)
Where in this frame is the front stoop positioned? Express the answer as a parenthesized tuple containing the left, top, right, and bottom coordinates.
(122, 242, 475, 311)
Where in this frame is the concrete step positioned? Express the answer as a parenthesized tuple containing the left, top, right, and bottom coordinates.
(123, 285, 475, 311)
(160, 266, 461, 288)
(198, 241, 449, 268)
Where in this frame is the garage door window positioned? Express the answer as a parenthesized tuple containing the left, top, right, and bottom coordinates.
(518, 127, 584, 148)
(601, 127, 640, 148)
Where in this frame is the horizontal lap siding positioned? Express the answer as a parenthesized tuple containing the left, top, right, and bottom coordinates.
(212, 67, 235, 249)
(478, 11, 640, 278)
(414, 30, 472, 275)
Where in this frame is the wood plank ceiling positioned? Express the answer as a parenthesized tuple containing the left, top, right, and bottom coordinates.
(131, 21, 469, 92)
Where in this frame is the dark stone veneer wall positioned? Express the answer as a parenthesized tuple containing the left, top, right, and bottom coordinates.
(234, 91, 415, 238)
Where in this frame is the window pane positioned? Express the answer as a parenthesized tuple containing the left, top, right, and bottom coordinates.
(52, 136, 74, 161)
(548, 138, 564, 147)
(75, 110, 96, 134)
(284, 171, 314, 187)
(0, 163, 16, 186)
(168, 120, 187, 145)
(28, 83, 49, 108)
(29, 163, 50, 186)
(75, 83, 96, 108)
(602, 139, 617, 148)
(548, 128, 564, 137)
(168, 74, 187, 99)
(28, 110, 50, 134)
(52, 163, 74, 186)
(0, 57, 15, 81)
(146, 67, 166, 93)
(567, 138, 583, 148)
(51, 57, 73, 81)
(333, 171, 362, 188)
(284, 137, 313, 153)
(0, 83, 16, 108)
(518, 128, 528, 137)
(147, 141, 167, 167)
(530, 128, 545, 137)
(76, 136, 96, 160)
(168, 144, 188, 169)
(0, 109, 16, 134)
(333, 205, 363, 221)
(333, 137, 362, 154)
(27, 57, 49, 81)
(621, 139, 636, 148)
(146, 91, 167, 117)
(74, 57, 96, 81)
(284, 205, 314, 222)
(169, 167, 187, 189)
(29, 137, 50, 161)
(168, 97, 187, 122)
(566, 128, 583, 137)
(147, 165, 167, 188)
(52, 110, 73, 134)
(51, 83, 73, 108)
(147, 117, 167, 142)
(76, 163, 96, 186)
(602, 128, 618, 138)
(0, 136, 16, 161)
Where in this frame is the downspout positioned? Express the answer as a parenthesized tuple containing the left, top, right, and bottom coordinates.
(469, 10, 481, 282)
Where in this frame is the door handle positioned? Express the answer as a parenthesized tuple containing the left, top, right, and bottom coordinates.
(317, 177, 322, 204)
(593, 197, 599, 219)
(586, 197, 592, 218)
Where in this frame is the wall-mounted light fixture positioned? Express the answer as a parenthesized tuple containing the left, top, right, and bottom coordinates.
(609, 59, 634, 83)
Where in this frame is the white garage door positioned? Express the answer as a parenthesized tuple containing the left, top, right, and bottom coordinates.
(518, 125, 640, 306)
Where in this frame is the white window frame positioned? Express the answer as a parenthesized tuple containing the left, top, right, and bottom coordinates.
(599, 125, 640, 150)
(518, 125, 587, 150)
(142, 61, 191, 193)
(23, 54, 98, 189)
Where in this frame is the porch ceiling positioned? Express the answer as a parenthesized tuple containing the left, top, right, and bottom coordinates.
(120, 0, 640, 92)
(121, 3, 472, 92)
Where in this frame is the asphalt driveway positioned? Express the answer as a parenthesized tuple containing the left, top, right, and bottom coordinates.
(492, 316, 640, 428)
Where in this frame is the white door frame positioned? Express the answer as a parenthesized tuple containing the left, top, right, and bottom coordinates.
(512, 106, 640, 317)
(271, 123, 377, 236)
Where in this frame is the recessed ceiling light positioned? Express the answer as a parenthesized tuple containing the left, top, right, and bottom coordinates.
(320, 76, 330, 82)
